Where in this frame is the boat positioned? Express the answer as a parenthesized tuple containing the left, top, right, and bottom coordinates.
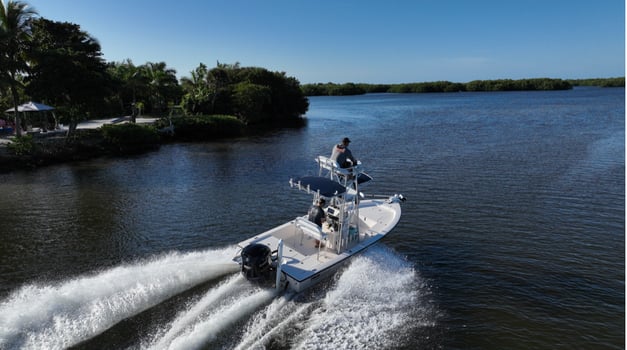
(233, 156, 405, 293)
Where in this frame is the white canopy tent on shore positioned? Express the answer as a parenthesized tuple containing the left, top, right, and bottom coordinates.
(4, 101, 55, 113)
(4, 101, 58, 132)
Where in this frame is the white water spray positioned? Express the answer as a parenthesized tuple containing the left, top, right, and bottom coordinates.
(164, 288, 277, 350)
(0, 247, 239, 350)
(147, 274, 247, 349)
(234, 295, 313, 350)
(234, 245, 435, 349)
(292, 245, 430, 350)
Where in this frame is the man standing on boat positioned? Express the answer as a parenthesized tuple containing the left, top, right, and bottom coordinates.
(331, 137, 357, 168)
(308, 197, 327, 247)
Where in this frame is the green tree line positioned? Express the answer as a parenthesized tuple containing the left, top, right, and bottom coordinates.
(568, 77, 625, 87)
(179, 62, 308, 125)
(302, 77, 624, 96)
(0, 0, 308, 137)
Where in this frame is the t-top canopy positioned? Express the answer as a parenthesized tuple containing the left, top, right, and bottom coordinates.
(290, 176, 347, 197)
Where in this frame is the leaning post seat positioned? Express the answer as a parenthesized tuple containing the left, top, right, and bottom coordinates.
(295, 217, 329, 257)
(316, 156, 352, 178)
(295, 217, 327, 243)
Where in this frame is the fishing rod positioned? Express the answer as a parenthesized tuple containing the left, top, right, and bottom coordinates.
(359, 193, 407, 202)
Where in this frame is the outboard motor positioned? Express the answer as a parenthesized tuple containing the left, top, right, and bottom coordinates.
(241, 243, 274, 283)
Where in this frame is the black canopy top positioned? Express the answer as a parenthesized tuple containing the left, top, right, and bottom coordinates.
(292, 176, 347, 197)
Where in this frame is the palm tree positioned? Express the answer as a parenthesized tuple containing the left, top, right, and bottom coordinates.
(109, 59, 146, 120)
(0, 0, 37, 137)
(144, 61, 178, 114)
(180, 63, 209, 114)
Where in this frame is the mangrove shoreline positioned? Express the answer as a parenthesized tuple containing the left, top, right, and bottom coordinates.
(301, 77, 625, 96)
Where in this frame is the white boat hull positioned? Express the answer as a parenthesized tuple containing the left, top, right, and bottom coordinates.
(234, 197, 402, 293)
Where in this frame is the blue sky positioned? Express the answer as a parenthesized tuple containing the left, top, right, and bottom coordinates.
(29, 0, 625, 84)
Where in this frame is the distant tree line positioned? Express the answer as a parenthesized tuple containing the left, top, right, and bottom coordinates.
(302, 77, 624, 96)
(568, 77, 625, 87)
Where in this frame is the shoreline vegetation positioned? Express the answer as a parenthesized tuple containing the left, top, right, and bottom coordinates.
(301, 77, 625, 96)
(0, 1, 624, 172)
(1, 79, 623, 172)
(0, 115, 280, 172)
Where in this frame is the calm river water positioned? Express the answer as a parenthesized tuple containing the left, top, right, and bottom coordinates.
(0, 87, 624, 349)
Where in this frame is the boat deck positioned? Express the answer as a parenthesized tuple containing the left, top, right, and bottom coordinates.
(235, 199, 401, 285)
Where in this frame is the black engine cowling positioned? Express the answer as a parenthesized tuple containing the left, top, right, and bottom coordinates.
(241, 244, 274, 282)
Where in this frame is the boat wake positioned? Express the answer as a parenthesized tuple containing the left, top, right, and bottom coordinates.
(290, 245, 435, 349)
(144, 274, 277, 350)
(229, 245, 435, 349)
(137, 245, 434, 349)
(232, 292, 310, 350)
(0, 247, 239, 350)
(0, 244, 436, 350)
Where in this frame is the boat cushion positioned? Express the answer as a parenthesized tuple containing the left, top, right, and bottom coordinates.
(295, 217, 327, 241)
(316, 156, 351, 176)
